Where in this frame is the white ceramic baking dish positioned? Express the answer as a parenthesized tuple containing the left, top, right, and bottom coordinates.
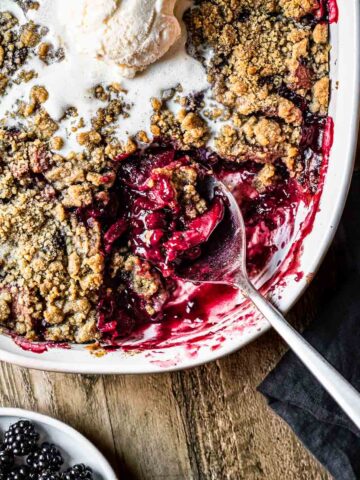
(0, 0, 358, 373)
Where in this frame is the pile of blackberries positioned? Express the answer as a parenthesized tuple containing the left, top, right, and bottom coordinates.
(0, 420, 94, 479)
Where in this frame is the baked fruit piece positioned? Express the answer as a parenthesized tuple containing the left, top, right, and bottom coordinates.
(97, 146, 225, 339)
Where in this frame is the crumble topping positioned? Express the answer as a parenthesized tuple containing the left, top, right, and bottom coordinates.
(151, 102, 210, 149)
(0, 0, 331, 343)
(182, 0, 330, 173)
(121, 255, 167, 317)
(0, 12, 44, 95)
(0, 183, 102, 342)
(0, 128, 113, 341)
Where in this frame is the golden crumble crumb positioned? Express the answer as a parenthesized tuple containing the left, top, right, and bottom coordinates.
(20, 23, 40, 47)
(77, 130, 102, 148)
(150, 124, 161, 136)
(33, 110, 59, 139)
(313, 23, 328, 44)
(17, 70, 38, 84)
(311, 76, 330, 115)
(110, 82, 125, 93)
(253, 118, 284, 147)
(279, 0, 318, 19)
(30, 85, 49, 104)
(37, 42, 50, 60)
(0, 74, 8, 94)
(151, 97, 162, 111)
(136, 130, 150, 143)
(124, 138, 137, 154)
(51, 136, 64, 150)
(255, 164, 276, 191)
(22, 102, 36, 117)
(278, 99, 302, 125)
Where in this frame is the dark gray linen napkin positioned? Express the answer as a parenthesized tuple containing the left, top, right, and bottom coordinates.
(258, 171, 360, 480)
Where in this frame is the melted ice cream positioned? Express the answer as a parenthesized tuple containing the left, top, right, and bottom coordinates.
(0, 0, 208, 152)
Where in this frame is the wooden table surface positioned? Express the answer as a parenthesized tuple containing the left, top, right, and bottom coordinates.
(2, 149, 359, 480)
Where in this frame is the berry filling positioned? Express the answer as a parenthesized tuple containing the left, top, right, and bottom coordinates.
(87, 105, 330, 342)
(88, 146, 226, 339)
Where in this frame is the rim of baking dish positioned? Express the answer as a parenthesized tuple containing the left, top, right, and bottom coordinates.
(0, 0, 358, 373)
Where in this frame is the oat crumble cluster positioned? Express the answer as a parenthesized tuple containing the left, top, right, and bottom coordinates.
(0, 0, 330, 344)
(182, 0, 330, 175)
(0, 129, 107, 342)
(0, 9, 65, 99)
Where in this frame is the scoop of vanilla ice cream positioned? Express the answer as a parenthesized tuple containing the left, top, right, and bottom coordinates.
(59, 0, 181, 78)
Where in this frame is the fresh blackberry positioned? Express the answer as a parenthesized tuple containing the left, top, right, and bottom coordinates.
(27, 442, 63, 472)
(61, 464, 93, 480)
(4, 421, 40, 456)
(0, 449, 14, 469)
(5, 465, 37, 480)
(38, 471, 61, 480)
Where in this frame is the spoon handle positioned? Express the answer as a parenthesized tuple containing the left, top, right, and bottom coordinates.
(247, 285, 360, 430)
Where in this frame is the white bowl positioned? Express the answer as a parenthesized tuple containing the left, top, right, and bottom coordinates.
(0, 408, 117, 479)
(0, 0, 358, 373)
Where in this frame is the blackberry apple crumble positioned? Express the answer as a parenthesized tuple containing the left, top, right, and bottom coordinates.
(0, 0, 333, 346)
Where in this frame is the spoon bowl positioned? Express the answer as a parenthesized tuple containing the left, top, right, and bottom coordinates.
(176, 181, 247, 287)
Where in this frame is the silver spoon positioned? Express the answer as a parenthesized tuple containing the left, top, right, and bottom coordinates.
(177, 180, 360, 429)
